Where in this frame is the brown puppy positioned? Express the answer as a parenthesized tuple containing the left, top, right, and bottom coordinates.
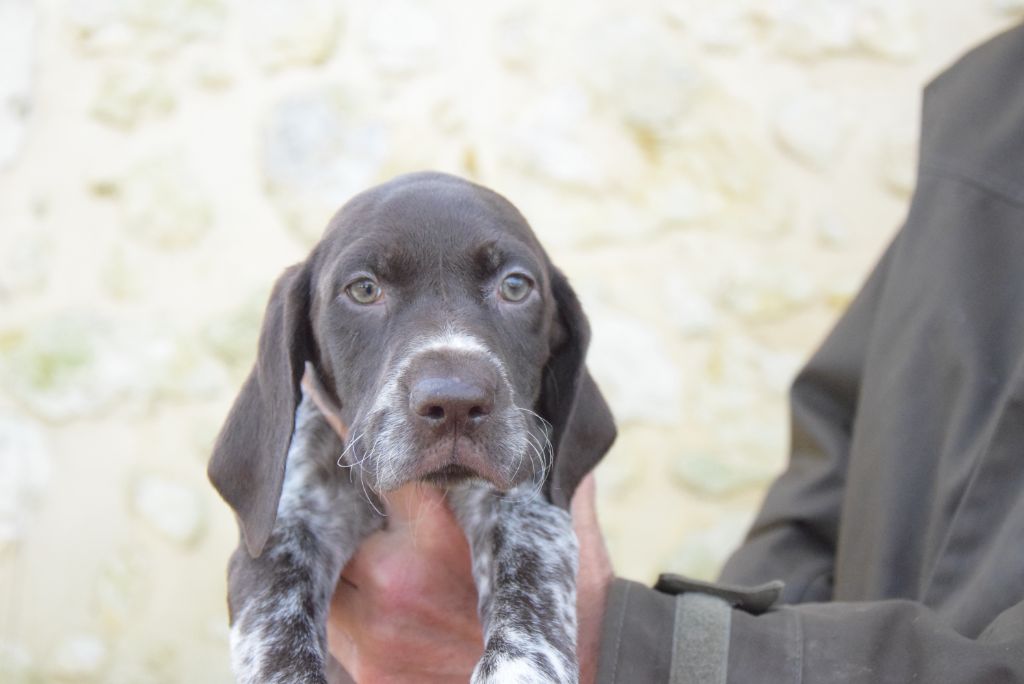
(209, 172, 616, 683)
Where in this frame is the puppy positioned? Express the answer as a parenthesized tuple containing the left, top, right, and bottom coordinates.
(208, 171, 616, 683)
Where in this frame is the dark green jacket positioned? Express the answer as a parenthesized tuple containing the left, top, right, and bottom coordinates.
(597, 24, 1024, 684)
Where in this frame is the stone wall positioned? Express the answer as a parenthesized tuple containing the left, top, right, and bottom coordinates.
(0, 0, 1019, 680)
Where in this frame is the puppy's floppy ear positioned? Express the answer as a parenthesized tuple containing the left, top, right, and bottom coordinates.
(208, 262, 315, 557)
(539, 267, 617, 509)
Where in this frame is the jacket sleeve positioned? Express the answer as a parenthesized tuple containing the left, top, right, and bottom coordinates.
(722, 597, 1024, 683)
(597, 577, 1024, 684)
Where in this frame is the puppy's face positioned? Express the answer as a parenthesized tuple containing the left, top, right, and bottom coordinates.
(210, 171, 616, 555)
(307, 174, 561, 493)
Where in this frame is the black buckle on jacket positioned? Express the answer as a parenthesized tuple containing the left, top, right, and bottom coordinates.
(654, 573, 784, 615)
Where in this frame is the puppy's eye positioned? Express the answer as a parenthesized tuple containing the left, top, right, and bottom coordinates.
(346, 278, 383, 304)
(499, 273, 533, 302)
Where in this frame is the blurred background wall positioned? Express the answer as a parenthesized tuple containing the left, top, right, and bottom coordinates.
(0, 0, 1020, 680)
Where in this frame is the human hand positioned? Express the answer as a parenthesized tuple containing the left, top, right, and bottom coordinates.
(326, 474, 613, 683)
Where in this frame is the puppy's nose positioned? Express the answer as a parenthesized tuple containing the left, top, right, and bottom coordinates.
(410, 377, 495, 429)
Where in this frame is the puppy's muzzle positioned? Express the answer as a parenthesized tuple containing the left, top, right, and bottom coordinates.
(403, 350, 510, 485)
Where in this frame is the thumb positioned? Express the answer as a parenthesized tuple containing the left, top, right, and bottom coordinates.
(573, 473, 613, 579)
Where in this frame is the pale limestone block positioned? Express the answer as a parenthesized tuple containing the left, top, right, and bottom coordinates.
(672, 453, 776, 497)
(754, 350, 804, 396)
(206, 618, 231, 646)
(136, 644, 179, 684)
(664, 514, 754, 580)
(708, 335, 803, 397)
(516, 190, 659, 250)
(94, 548, 148, 630)
(0, 317, 118, 420)
(824, 274, 862, 310)
(587, 308, 683, 426)
(766, 0, 919, 60)
(0, 0, 34, 170)
(993, 0, 1024, 14)
(1, 316, 228, 420)
(594, 429, 656, 503)
(101, 646, 179, 684)
(774, 92, 851, 171)
(201, 292, 264, 375)
(645, 179, 724, 226)
(768, 0, 860, 58)
(241, 0, 342, 70)
(65, 0, 133, 53)
(855, 2, 921, 60)
(720, 266, 816, 322)
(712, 414, 789, 466)
(131, 474, 205, 546)
(580, 16, 703, 137)
(594, 451, 640, 503)
(0, 640, 34, 682)
(363, 0, 441, 76)
(66, 0, 225, 56)
(99, 248, 144, 301)
(190, 417, 220, 465)
(0, 415, 51, 549)
(493, 9, 539, 68)
(91, 64, 174, 130)
(190, 49, 233, 91)
(694, 337, 798, 428)
(879, 129, 917, 196)
(650, 92, 775, 228)
(505, 87, 598, 188)
(683, 3, 758, 52)
(116, 155, 212, 249)
(815, 210, 849, 248)
(96, 654, 177, 684)
(502, 86, 645, 192)
(262, 88, 390, 243)
(50, 634, 108, 680)
(691, 379, 760, 425)
(148, 335, 232, 403)
(664, 274, 719, 337)
(0, 228, 50, 301)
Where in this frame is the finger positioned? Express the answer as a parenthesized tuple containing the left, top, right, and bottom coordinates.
(327, 582, 366, 682)
(326, 651, 357, 684)
(572, 473, 613, 578)
(328, 571, 363, 634)
(326, 617, 358, 675)
(571, 472, 601, 534)
(571, 474, 613, 684)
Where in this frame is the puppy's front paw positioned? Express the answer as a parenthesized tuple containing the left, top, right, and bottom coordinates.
(471, 651, 576, 684)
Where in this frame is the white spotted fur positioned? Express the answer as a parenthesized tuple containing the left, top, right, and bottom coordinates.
(227, 341, 578, 683)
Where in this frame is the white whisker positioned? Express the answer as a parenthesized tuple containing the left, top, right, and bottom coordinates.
(508, 422, 553, 505)
(336, 429, 367, 468)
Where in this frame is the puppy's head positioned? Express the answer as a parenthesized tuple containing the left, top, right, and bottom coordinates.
(209, 172, 616, 557)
